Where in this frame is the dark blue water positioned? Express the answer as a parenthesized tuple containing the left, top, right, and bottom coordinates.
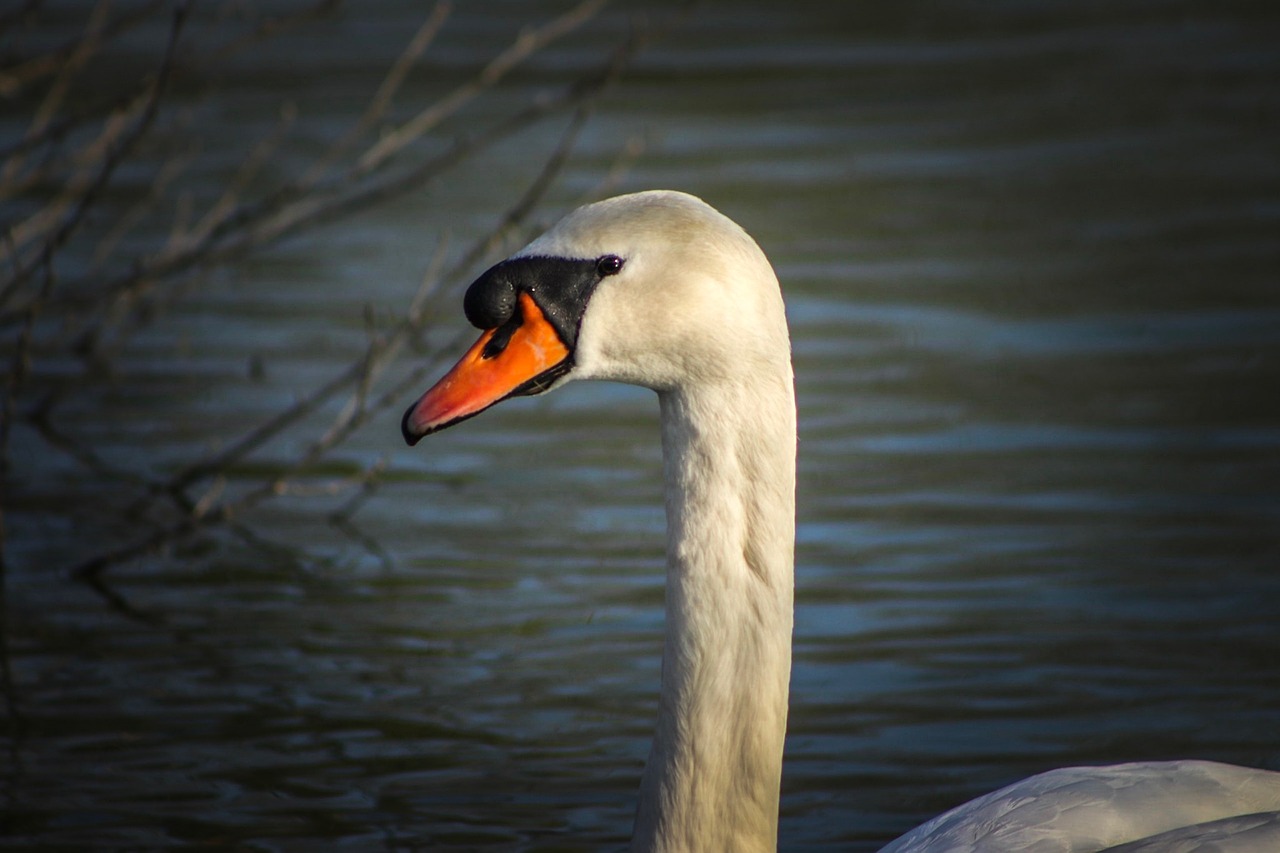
(4, 1, 1279, 849)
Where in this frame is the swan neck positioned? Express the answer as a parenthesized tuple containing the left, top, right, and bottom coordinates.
(632, 378, 796, 853)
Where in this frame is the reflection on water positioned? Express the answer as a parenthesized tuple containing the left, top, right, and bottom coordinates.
(6, 1, 1280, 849)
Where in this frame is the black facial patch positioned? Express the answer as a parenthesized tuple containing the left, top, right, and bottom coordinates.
(462, 255, 607, 349)
(481, 311, 522, 360)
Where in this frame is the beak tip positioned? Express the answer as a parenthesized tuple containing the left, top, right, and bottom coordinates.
(400, 292, 572, 449)
(401, 403, 425, 447)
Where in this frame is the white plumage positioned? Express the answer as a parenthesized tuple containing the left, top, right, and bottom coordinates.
(880, 760, 1280, 853)
(409, 190, 1280, 852)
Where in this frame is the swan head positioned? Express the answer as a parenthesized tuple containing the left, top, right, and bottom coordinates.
(402, 190, 788, 444)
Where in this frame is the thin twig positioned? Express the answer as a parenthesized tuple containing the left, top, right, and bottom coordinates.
(26, 396, 157, 488)
(225, 521, 310, 573)
(329, 457, 388, 524)
(0, 0, 110, 190)
(331, 515, 397, 575)
(0, 85, 134, 166)
(0, 0, 163, 98)
(0, 251, 53, 476)
(583, 133, 648, 203)
(355, 0, 607, 175)
(168, 104, 297, 258)
(92, 140, 198, 269)
(6, 89, 148, 254)
(0, 2, 189, 305)
(79, 569, 165, 626)
(299, 1, 452, 187)
(203, 0, 343, 63)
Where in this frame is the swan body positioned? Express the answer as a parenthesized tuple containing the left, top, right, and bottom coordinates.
(401, 190, 1280, 852)
(881, 760, 1280, 853)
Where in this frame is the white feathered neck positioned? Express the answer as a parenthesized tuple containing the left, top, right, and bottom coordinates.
(521, 191, 797, 852)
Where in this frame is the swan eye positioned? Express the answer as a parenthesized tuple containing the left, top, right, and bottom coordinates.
(596, 255, 625, 277)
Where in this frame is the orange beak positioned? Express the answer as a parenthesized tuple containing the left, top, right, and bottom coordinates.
(401, 291, 571, 445)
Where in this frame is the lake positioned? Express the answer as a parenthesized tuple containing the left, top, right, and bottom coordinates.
(3, 1, 1279, 849)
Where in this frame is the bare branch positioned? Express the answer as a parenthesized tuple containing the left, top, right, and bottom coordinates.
(355, 0, 607, 175)
(0, 0, 110, 190)
(0, 0, 163, 98)
(68, 94, 603, 581)
(0, 1, 664, 602)
(0, 2, 190, 304)
(168, 104, 298, 258)
(6, 90, 149, 253)
(92, 141, 198, 269)
(300, 1, 453, 187)
(1, 0, 635, 336)
(1, 251, 52, 476)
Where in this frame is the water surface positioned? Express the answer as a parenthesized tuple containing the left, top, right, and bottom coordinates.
(4, 1, 1279, 850)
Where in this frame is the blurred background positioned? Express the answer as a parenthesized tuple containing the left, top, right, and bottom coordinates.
(2, 1, 1278, 849)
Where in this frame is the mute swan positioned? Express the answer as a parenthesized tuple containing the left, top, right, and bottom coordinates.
(401, 190, 1280, 853)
